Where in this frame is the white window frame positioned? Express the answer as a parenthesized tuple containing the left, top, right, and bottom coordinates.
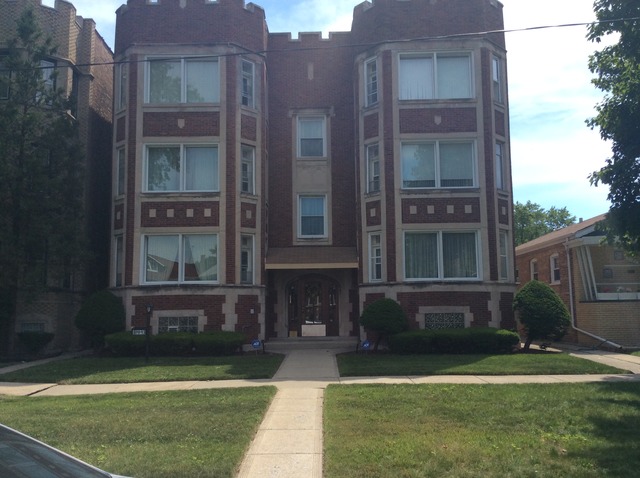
(241, 59, 255, 108)
(116, 62, 127, 111)
(298, 195, 327, 239)
(369, 233, 382, 282)
(404, 230, 480, 281)
(144, 144, 219, 193)
(550, 254, 561, 284)
(495, 142, 505, 190)
(530, 259, 539, 281)
(499, 230, 509, 281)
(492, 55, 503, 103)
(240, 235, 254, 284)
(399, 52, 473, 100)
(145, 56, 220, 104)
(401, 140, 476, 189)
(116, 148, 126, 196)
(366, 143, 380, 193)
(241, 145, 255, 194)
(142, 234, 219, 285)
(297, 116, 326, 158)
(365, 57, 378, 106)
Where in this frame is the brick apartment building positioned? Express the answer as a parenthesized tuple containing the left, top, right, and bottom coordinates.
(1, 0, 113, 354)
(112, 0, 516, 340)
(516, 215, 640, 348)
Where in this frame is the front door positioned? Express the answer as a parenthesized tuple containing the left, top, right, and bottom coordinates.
(287, 275, 339, 337)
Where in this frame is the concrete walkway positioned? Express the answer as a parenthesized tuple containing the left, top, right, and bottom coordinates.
(2, 347, 640, 478)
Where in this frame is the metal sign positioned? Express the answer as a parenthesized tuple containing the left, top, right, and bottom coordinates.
(251, 339, 262, 350)
(361, 340, 371, 350)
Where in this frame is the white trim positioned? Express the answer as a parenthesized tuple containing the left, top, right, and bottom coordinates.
(297, 195, 328, 239)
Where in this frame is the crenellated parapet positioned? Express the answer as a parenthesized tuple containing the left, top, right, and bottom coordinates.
(115, 0, 267, 54)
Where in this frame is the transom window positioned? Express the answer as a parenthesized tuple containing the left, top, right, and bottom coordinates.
(365, 58, 378, 106)
(401, 141, 475, 189)
(146, 57, 219, 104)
(399, 53, 472, 100)
(145, 144, 219, 192)
(369, 233, 382, 281)
(405, 231, 479, 280)
(144, 234, 218, 284)
(298, 116, 326, 158)
(241, 60, 255, 107)
(366, 143, 380, 193)
(299, 196, 326, 238)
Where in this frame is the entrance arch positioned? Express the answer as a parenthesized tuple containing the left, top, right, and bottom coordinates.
(286, 274, 340, 337)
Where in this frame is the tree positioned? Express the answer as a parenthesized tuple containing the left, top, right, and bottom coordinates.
(514, 201, 576, 246)
(359, 298, 409, 351)
(75, 290, 126, 349)
(513, 280, 571, 352)
(0, 10, 86, 355)
(587, 0, 640, 255)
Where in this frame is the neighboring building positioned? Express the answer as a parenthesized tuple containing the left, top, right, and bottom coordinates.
(0, 0, 113, 355)
(112, 0, 516, 340)
(516, 215, 640, 348)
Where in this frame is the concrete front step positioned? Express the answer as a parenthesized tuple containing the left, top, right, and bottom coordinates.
(263, 337, 359, 353)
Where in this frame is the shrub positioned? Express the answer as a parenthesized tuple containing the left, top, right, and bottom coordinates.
(104, 330, 245, 357)
(16, 332, 54, 356)
(388, 328, 520, 354)
(513, 280, 571, 351)
(360, 298, 409, 350)
(75, 290, 126, 349)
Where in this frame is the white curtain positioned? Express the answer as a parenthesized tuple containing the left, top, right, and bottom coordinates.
(405, 233, 438, 279)
(186, 59, 218, 103)
(437, 55, 471, 99)
(443, 233, 477, 278)
(399, 57, 434, 100)
(185, 146, 218, 191)
(439, 142, 473, 187)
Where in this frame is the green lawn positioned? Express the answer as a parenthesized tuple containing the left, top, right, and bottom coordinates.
(337, 352, 627, 376)
(0, 387, 276, 478)
(632, 351, 640, 358)
(0, 354, 284, 384)
(324, 382, 640, 478)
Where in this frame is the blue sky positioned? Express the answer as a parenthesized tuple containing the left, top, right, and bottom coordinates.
(56, 0, 612, 221)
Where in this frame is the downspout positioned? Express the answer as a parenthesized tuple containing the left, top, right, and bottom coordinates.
(564, 240, 624, 350)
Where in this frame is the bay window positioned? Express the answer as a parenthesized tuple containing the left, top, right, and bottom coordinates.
(499, 231, 509, 281)
(405, 231, 479, 280)
(241, 145, 255, 194)
(366, 143, 380, 193)
(365, 57, 378, 106)
(147, 57, 219, 104)
(241, 235, 254, 284)
(144, 234, 218, 284)
(241, 60, 254, 107)
(399, 53, 472, 100)
(402, 141, 475, 189)
(369, 233, 382, 281)
(145, 144, 219, 192)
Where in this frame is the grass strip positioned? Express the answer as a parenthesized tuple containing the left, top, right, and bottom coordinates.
(0, 387, 276, 478)
(0, 354, 284, 384)
(324, 382, 640, 478)
(337, 352, 627, 376)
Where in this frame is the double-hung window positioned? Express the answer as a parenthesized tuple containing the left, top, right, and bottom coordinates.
(241, 145, 255, 194)
(299, 196, 326, 238)
(530, 259, 539, 281)
(492, 55, 503, 103)
(116, 148, 125, 196)
(241, 60, 255, 107)
(40, 60, 56, 92)
(0, 57, 9, 100)
(144, 234, 218, 283)
(365, 58, 378, 106)
(147, 57, 219, 104)
(402, 141, 475, 189)
(114, 235, 124, 287)
(405, 231, 479, 280)
(116, 62, 127, 110)
(298, 116, 326, 158)
(495, 142, 505, 190)
(366, 144, 380, 193)
(145, 144, 219, 192)
(550, 254, 560, 283)
(369, 233, 382, 281)
(499, 231, 509, 281)
(240, 235, 254, 284)
(399, 53, 472, 100)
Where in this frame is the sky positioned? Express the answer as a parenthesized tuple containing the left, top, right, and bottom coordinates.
(50, 0, 613, 221)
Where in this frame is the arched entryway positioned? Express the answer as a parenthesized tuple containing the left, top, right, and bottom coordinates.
(286, 274, 340, 337)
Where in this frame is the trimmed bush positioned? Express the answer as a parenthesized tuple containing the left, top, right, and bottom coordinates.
(513, 280, 571, 351)
(16, 332, 54, 355)
(75, 290, 126, 349)
(360, 298, 409, 350)
(105, 330, 245, 357)
(388, 328, 520, 355)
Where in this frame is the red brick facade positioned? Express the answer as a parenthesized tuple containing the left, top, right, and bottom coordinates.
(111, 0, 516, 341)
